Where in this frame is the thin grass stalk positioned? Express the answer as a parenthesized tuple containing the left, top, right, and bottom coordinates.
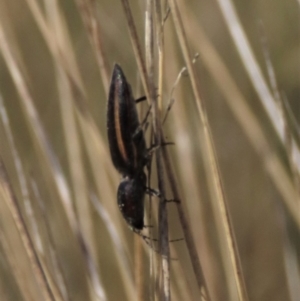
(24, 2, 137, 298)
(38, 258, 67, 301)
(0, 10, 79, 247)
(180, 3, 300, 231)
(134, 235, 144, 301)
(169, 245, 196, 301)
(152, 29, 171, 301)
(46, 0, 97, 259)
(90, 193, 141, 301)
(145, 2, 159, 300)
(0, 18, 109, 301)
(259, 23, 281, 108)
(57, 68, 95, 249)
(146, 0, 171, 299)
(168, 0, 249, 300)
(145, 3, 157, 299)
(157, 6, 209, 301)
(0, 34, 69, 300)
(120, 0, 151, 102)
(30, 178, 71, 301)
(46, 12, 109, 299)
(153, 2, 164, 297)
(280, 218, 300, 301)
(161, 144, 211, 301)
(165, 54, 223, 299)
(278, 95, 300, 300)
(216, 0, 300, 174)
(272, 62, 300, 301)
(0, 27, 91, 299)
(154, 1, 175, 301)
(0, 95, 42, 254)
(75, 0, 110, 93)
(155, 0, 210, 300)
(0, 20, 76, 231)
(280, 96, 300, 153)
(216, 0, 283, 136)
(261, 32, 300, 203)
(281, 95, 300, 198)
(25, 0, 84, 92)
(0, 228, 33, 301)
(0, 159, 55, 301)
(90, 193, 133, 277)
(25, 0, 58, 54)
(154, 0, 164, 112)
(0, 95, 69, 300)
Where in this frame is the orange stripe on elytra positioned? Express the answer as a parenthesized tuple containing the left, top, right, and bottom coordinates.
(114, 92, 128, 163)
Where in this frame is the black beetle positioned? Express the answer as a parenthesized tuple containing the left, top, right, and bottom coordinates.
(107, 64, 148, 230)
(117, 172, 146, 230)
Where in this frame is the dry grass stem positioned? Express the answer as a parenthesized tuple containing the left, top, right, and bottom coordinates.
(0, 228, 33, 301)
(120, 0, 151, 101)
(90, 193, 137, 300)
(180, 2, 300, 231)
(146, 1, 171, 300)
(216, 0, 284, 136)
(76, 0, 110, 93)
(161, 144, 211, 301)
(30, 178, 71, 301)
(216, 0, 300, 171)
(0, 159, 55, 301)
(0, 20, 75, 230)
(169, 0, 248, 300)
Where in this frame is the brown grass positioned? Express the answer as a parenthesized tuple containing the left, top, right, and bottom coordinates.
(0, 0, 299, 300)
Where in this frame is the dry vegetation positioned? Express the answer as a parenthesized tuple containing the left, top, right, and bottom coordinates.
(0, 0, 299, 301)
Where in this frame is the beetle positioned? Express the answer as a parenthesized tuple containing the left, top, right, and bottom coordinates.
(107, 64, 148, 231)
(107, 64, 147, 177)
(117, 172, 146, 230)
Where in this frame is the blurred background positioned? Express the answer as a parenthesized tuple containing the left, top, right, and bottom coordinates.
(0, 0, 299, 301)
